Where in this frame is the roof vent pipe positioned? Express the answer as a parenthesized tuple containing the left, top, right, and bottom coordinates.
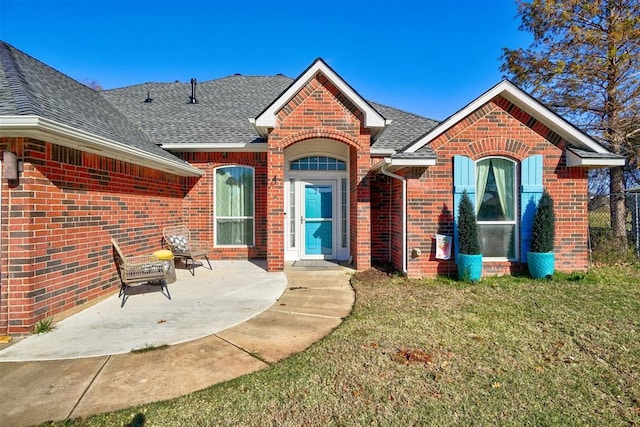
(189, 78, 197, 103)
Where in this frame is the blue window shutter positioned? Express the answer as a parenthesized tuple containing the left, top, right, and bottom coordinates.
(453, 155, 476, 259)
(520, 155, 543, 262)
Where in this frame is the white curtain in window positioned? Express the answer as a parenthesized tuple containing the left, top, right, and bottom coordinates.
(476, 160, 491, 214)
(491, 158, 514, 220)
(216, 167, 253, 245)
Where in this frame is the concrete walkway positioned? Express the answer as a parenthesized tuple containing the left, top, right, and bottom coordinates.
(0, 261, 355, 427)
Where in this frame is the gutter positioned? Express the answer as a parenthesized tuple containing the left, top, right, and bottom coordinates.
(0, 116, 203, 177)
(380, 163, 407, 274)
(161, 142, 268, 152)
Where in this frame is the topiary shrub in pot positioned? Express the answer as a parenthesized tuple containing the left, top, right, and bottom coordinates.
(457, 190, 482, 282)
(527, 189, 555, 278)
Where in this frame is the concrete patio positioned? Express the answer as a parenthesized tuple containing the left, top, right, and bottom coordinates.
(0, 261, 355, 426)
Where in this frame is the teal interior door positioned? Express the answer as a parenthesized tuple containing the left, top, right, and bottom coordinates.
(304, 184, 334, 257)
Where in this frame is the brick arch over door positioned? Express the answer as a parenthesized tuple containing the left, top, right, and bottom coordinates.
(279, 129, 363, 151)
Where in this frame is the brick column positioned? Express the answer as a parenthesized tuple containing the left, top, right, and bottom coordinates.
(266, 146, 285, 271)
(350, 145, 371, 271)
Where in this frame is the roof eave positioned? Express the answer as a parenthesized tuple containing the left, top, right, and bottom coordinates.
(566, 148, 626, 168)
(370, 147, 396, 156)
(371, 156, 436, 173)
(0, 115, 203, 177)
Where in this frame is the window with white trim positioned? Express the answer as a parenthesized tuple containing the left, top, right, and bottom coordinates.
(215, 166, 254, 246)
(476, 157, 516, 259)
(454, 154, 543, 263)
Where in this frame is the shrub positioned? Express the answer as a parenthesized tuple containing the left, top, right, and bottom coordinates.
(530, 190, 555, 253)
(458, 190, 481, 255)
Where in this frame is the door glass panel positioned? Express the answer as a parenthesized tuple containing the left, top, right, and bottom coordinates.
(304, 185, 333, 256)
(305, 221, 333, 255)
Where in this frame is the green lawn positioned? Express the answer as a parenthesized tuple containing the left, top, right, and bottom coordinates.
(47, 267, 640, 426)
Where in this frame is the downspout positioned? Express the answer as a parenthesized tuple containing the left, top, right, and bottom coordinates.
(381, 163, 407, 274)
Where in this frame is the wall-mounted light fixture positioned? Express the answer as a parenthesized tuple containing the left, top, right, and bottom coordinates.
(2, 151, 22, 181)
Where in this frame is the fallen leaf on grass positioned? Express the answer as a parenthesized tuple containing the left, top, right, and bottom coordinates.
(391, 348, 432, 365)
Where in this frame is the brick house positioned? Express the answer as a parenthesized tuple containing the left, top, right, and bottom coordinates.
(0, 42, 623, 334)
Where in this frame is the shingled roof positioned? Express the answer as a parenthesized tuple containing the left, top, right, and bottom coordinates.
(1, 41, 440, 162)
(102, 75, 440, 153)
(101, 75, 293, 146)
(369, 102, 439, 154)
(0, 41, 198, 174)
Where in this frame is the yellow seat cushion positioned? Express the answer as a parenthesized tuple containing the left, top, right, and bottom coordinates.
(153, 249, 175, 260)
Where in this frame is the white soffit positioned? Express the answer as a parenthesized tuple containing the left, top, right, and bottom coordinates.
(384, 157, 436, 167)
(566, 148, 625, 168)
(254, 58, 386, 130)
(384, 158, 436, 173)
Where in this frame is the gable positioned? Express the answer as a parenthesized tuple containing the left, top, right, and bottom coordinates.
(403, 80, 624, 168)
(276, 73, 364, 138)
(427, 96, 561, 159)
(253, 58, 386, 136)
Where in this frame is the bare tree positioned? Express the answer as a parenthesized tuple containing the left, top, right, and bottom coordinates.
(80, 79, 104, 91)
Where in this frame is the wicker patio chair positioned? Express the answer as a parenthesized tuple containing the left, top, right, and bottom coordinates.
(111, 239, 172, 307)
(162, 225, 212, 276)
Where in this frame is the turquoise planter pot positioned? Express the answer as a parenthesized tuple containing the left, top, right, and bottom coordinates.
(457, 253, 483, 282)
(527, 252, 555, 278)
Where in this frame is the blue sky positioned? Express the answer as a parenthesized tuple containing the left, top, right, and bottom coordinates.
(0, 0, 531, 120)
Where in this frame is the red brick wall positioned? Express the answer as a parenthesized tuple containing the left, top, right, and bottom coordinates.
(0, 137, 186, 334)
(371, 96, 590, 278)
(265, 73, 372, 271)
(371, 172, 404, 270)
(179, 151, 268, 259)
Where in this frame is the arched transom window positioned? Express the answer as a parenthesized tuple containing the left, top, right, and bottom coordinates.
(290, 156, 346, 171)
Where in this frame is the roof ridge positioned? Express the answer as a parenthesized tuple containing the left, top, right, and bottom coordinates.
(0, 41, 44, 116)
(369, 100, 440, 123)
(102, 74, 295, 93)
